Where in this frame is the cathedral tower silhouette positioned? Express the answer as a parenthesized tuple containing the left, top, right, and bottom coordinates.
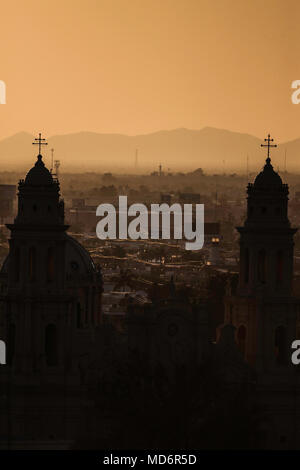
(0, 135, 103, 445)
(225, 135, 299, 371)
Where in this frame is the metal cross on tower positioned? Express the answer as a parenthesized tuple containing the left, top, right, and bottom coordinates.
(32, 133, 48, 155)
(261, 133, 277, 159)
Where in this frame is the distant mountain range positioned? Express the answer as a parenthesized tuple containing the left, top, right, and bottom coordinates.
(0, 128, 297, 173)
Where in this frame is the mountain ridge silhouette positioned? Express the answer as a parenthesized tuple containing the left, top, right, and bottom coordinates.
(0, 128, 297, 172)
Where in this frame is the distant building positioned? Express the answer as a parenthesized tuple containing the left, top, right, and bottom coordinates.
(204, 222, 220, 242)
(71, 198, 85, 209)
(161, 193, 172, 204)
(179, 192, 201, 204)
(0, 184, 16, 222)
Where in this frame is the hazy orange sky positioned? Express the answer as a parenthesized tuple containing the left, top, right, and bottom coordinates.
(1, 0, 300, 142)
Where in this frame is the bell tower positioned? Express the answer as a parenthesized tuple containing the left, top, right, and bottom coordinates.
(3, 134, 70, 373)
(7, 134, 67, 294)
(225, 134, 299, 371)
(237, 135, 296, 297)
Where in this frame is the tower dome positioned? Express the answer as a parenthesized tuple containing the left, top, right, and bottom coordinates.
(25, 154, 53, 186)
(253, 157, 282, 187)
(15, 134, 64, 226)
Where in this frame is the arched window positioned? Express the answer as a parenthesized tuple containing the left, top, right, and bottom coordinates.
(14, 247, 20, 282)
(85, 288, 89, 324)
(76, 302, 81, 329)
(237, 325, 246, 357)
(92, 287, 96, 325)
(47, 247, 55, 282)
(7, 323, 15, 365)
(257, 249, 266, 283)
(276, 250, 283, 284)
(244, 248, 249, 283)
(45, 324, 58, 366)
(229, 304, 233, 323)
(275, 326, 286, 365)
(28, 246, 36, 281)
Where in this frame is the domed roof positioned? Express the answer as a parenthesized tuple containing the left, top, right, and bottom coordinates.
(254, 157, 282, 187)
(1, 234, 97, 277)
(65, 235, 96, 275)
(25, 154, 53, 186)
